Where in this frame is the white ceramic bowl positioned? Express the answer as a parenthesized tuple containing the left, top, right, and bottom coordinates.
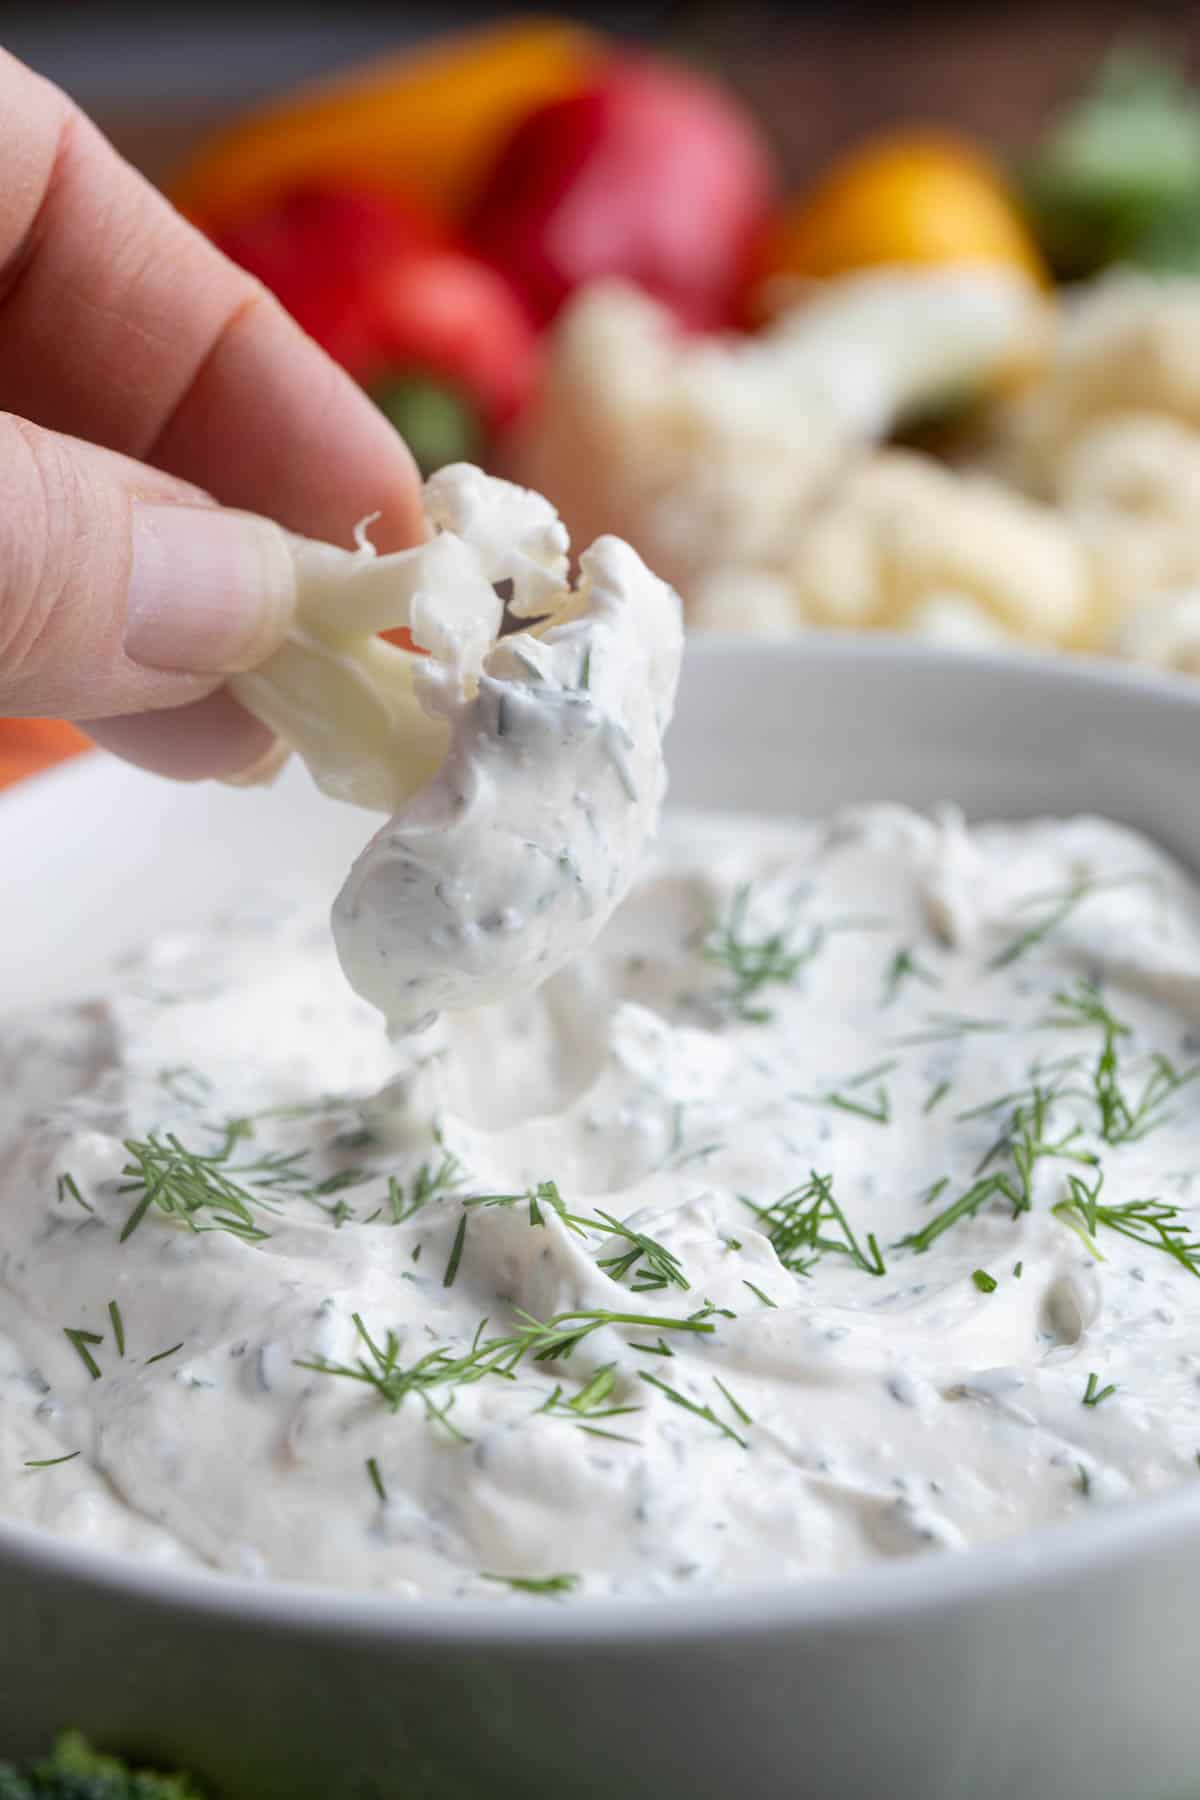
(5, 638, 1200, 1800)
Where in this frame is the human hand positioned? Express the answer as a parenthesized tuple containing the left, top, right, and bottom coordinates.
(0, 50, 424, 779)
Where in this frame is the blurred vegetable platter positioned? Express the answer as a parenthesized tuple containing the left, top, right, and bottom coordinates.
(12, 20, 1200, 791)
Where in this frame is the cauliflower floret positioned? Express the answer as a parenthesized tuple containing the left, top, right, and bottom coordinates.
(689, 568, 806, 637)
(1117, 590, 1200, 675)
(783, 452, 1095, 645)
(1059, 414, 1200, 639)
(231, 466, 684, 1031)
(508, 269, 1048, 596)
(997, 274, 1200, 494)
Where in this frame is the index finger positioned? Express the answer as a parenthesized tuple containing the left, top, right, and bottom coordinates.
(0, 50, 424, 552)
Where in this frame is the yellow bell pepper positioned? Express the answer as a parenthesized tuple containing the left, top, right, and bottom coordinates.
(168, 18, 604, 228)
(759, 130, 1049, 289)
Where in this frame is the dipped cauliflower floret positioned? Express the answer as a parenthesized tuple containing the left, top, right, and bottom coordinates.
(509, 268, 1048, 597)
(784, 451, 1095, 646)
(231, 466, 684, 1033)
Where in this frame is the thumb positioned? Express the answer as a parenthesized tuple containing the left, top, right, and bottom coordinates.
(0, 411, 295, 721)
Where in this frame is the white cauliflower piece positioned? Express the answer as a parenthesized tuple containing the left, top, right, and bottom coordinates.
(508, 269, 1048, 597)
(1117, 590, 1200, 675)
(1060, 414, 1200, 639)
(689, 569, 806, 638)
(783, 452, 1095, 645)
(997, 273, 1200, 493)
(231, 466, 684, 1031)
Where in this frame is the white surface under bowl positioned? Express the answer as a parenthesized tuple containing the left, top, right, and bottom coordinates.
(4, 636, 1200, 1800)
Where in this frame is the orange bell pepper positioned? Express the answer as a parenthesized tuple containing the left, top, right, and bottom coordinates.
(0, 719, 90, 791)
(759, 130, 1048, 290)
(169, 18, 604, 230)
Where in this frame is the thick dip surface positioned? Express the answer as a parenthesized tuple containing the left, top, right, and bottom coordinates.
(4, 804, 1200, 1599)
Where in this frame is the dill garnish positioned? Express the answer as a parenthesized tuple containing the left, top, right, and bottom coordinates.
(483, 1572, 579, 1595)
(592, 1210, 690, 1292)
(742, 1280, 777, 1308)
(366, 1456, 388, 1502)
(971, 1269, 997, 1294)
(63, 1327, 103, 1381)
(1083, 1371, 1117, 1407)
(924, 1080, 952, 1115)
(538, 1363, 643, 1444)
(466, 1184, 690, 1292)
(116, 1130, 281, 1244)
(443, 1214, 468, 1288)
(989, 874, 1151, 971)
(1053, 1173, 1200, 1278)
(640, 1372, 749, 1448)
(56, 1172, 92, 1214)
(702, 884, 824, 1023)
(900, 1081, 1097, 1254)
(1047, 979, 1200, 1145)
(387, 1141, 465, 1224)
(891, 1012, 1008, 1048)
(297, 1308, 714, 1442)
(144, 1342, 183, 1366)
(745, 1171, 886, 1278)
(107, 1301, 125, 1358)
(882, 946, 940, 1005)
(23, 1452, 81, 1470)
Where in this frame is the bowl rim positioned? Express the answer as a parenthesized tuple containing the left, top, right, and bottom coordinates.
(7, 630, 1200, 1645)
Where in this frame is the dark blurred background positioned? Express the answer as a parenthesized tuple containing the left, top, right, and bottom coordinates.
(8, 1, 1200, 189)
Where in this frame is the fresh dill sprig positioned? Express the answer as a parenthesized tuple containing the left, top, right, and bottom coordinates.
(107, 1300, 125, 1357)
(891, 1012, 1008, 1048)
(297, 1307, 714, 1442)
(592, 1210, 690, 1292)
(742, 1280, 777, 1308)
(745, 1171, 886, 1278)
(640, 1372, 750, 1448)
(157, 1065, 214, 1107)
(538, 1362, 643, 1444)
(900, 1081, 1097, 1254)
(387, 1141, 465, 1224)
(443, 1214, 469, 1288)
(483, 1572, 579, 1595)
(989, 874, 1151, 971)
(702, 884, 824, 1023)
(465, 1184, 689, 1292)
(116, 1131, 281, 1244)
(1053, 1174, 1200, 1278)
(56, 1172, 92, 1214)
(924, 1080, 952, 1115)
(63, 1327, 103, 1381)
(1047, 978, 1200, 1144)
(463, 1179, 587, 1235)
(23, 1452, 81, 1470)
(1082, 1371, 1117, 1407)
(882, 946, 940, 1005)
(144, 1342, 183, 1366)
(366, 1456, 388, 1502)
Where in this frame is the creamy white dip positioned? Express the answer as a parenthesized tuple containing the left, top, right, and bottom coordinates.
(5, 804, 1200, 1598)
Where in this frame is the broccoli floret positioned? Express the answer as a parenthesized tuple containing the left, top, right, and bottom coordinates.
(0, 1733, 204, 1799)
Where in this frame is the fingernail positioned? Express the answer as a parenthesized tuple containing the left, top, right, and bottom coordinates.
(125, 503, 296, 674)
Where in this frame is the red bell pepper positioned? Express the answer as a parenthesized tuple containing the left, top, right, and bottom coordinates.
(212, 183, 540, 473)
(466, 56, 777, 331)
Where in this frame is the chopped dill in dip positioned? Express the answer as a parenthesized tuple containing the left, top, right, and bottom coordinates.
(4, 803, 1200, 1599)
